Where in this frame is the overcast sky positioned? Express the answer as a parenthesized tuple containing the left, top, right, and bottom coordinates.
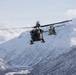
(0, 0, 76, 27)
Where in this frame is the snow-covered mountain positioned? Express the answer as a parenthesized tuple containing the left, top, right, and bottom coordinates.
(0, 58, 10, 70)
(28, 47, 76, 75)
(0, 23, 26, 43)
(0, 19, 76, 75)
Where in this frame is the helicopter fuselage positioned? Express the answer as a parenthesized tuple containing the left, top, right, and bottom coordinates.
(30, 28, 45, 44)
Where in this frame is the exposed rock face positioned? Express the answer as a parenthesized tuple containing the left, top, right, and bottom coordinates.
(28, 47, 76, 75)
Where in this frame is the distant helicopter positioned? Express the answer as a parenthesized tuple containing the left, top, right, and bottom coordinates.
(0, 20, 72, 44)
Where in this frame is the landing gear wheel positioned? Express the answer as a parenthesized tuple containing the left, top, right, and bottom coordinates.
(41, 39, 45, 43)
(30, 40, 34, 44)
(54, 32, 56, 35)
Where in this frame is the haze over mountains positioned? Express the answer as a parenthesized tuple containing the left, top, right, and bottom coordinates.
(0, 23, 26, 43)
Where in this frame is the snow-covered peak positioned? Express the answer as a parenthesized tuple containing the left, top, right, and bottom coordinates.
(0, 23, 26, 43)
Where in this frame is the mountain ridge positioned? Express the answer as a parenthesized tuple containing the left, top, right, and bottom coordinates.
(0, 19, 76, 70)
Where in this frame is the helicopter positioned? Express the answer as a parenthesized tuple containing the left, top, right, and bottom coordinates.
(0, 19, 72, 44)
(30, 21, 45, 44)
(29, 20, 72, 44)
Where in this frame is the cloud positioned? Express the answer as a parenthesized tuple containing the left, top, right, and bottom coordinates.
(66, 9, 76, 17)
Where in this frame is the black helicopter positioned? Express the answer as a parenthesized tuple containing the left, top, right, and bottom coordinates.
(29, 20, 72, 44)
(30, 21, 45, 44)
(0, 19, 72, 44)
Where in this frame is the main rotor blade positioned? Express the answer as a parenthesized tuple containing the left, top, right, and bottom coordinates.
(54, 24, 66, 28)
(40, 20, 72, 27)
(0, 20, 72, 30)
(0, 27, 32, 30)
